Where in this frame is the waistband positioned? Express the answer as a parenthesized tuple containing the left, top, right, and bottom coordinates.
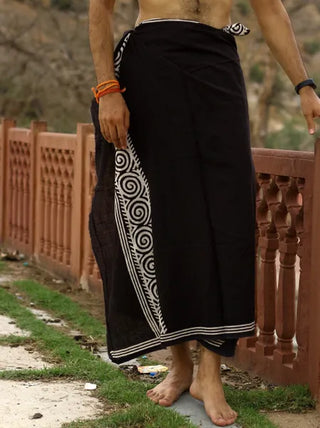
(135, 18, 250, 37)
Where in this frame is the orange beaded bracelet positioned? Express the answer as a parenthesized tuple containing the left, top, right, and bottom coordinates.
(91, 79, 126, 103)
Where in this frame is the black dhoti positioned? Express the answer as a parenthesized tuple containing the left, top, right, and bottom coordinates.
(89, 19, 256, 363)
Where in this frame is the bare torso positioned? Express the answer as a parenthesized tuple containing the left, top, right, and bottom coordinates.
(137, 0, 233, 29)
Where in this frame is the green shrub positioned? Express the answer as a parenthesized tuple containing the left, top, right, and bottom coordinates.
(249, 63, 265, 84)
(304, 40, 320, 55)
(266, 120, 313, 151)
(237, 0, 250, 16)
(51, 0, 73, 10)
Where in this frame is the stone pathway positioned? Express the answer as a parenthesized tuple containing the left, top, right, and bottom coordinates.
(0, 345, 52, 371)
(0, 314, 30, 336)
(0, 380, 104, 428)
(0, 313, 104, 428)
(171, 392, 240, 428)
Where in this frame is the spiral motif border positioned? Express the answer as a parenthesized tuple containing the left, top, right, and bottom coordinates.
(113, 33, 167, 337)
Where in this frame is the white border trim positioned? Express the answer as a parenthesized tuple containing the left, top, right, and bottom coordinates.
(110, 321, 255, 358)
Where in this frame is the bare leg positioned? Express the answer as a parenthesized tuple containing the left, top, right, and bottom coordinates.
(146, 342, 193, 406)
(190, 344, 237, 427)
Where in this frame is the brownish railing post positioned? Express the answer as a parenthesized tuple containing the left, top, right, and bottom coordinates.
(255, 230, 278, 356)
(274, 232, 298, 364)
(31, 121, 47, 257)
(69, 123, 89, 284)
(0, 118, 15, 244)
(308, 138, 320, 399)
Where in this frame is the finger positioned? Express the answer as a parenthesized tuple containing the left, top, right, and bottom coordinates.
(305, 114, 315, 135)
(124, 108, 130, 132)
(117, 122, 127, 149)
(104, 123, 113, 143)
(109, 124, 122, 149)
(101, 122, 111, 143)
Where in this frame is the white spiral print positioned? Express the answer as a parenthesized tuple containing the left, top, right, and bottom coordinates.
(127, 198, 151, 224)
(223, 22, 250, 36)
(115, 134, 167, 335)
(118, 174, 144, 199)
(113, 30, 167, 337)
(115, 150, 133, 172)
(133, 227, 153, 252)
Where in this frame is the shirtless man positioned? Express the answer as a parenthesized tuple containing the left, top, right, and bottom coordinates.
(89, 1, 320, 426)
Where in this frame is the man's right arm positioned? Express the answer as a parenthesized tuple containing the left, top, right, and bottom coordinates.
(89, 0, 130, 149)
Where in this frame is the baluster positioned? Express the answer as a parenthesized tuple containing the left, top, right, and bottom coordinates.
(57, 181, 64, 263)
(295, 180, 308, 365)
(63, 182, 72, 266)
(295, 216, 308, 363)
(274, 229, 298, 364)
(93, 258, 101, 280)
(51, 180, 58, 259)
(12, 173, 18, 239)
(44, 180, 51, 255)
(88, 248, 95, 276)
(23, 172, 29, 245)
(256, 226, 278, 356)
(16, 172, 23, 241)
(39, 182, 45, 254)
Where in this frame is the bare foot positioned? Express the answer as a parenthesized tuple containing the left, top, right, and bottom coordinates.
(189, 346, 237, 427)
(147, 363, 193, 406)
(146, 343, 194, 407)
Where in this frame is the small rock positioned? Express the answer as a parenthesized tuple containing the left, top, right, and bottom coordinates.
(30, 413, 43, 420)
(30, 302, 35, 307)
(48, 318, 61, 324)
(221, 363, 231, 371)
(84, 383, 97, 390)
(73, 334, 84, 341)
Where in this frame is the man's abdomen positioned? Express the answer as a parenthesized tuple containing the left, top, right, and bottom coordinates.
(137, 0, 233, 29)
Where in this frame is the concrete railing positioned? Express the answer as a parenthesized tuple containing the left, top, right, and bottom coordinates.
(1, 118, 320, 398)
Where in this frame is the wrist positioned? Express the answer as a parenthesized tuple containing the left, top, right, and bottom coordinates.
(298, 85, 316, 96)
(295, 78, 317, 95)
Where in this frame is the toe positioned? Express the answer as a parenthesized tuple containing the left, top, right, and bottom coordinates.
(211, 415, 228, 427)
(158, 397, 173, 407)
(147, 389, 155, 398)
(150, 394, 159, 403)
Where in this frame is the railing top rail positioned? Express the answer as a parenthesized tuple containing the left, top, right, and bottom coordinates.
(38, 131, 77, 140)
(8, 128, 31, 139)
(252, 147, 314, 178)
(252, 147, 314, 161)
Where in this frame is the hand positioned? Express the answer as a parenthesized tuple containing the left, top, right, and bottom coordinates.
(98, 92, 130, 149)
(299, 86, 320, 135)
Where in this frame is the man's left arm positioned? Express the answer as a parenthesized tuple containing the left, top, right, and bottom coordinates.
(250, 0, 320, 135)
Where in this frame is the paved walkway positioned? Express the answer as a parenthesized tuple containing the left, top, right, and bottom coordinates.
(0, 313, 103, 427)
(171, 392, 239, 428)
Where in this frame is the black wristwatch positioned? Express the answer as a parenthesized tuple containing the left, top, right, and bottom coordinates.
(295, 78, 317, 95)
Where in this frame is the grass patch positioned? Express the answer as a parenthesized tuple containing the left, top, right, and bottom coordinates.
(64, 402, 194, 428)
(0, 335, 33, 346)
(225, 384, 315, 413)
(0, 260, 8, 271)
(2, 278, 316, 427)
(14, 279, 106, 342)
(0, 286, 197, 428)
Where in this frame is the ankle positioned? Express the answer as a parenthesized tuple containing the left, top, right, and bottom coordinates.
(171, 358, 193, 372)
(196, 365, 222, 384)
